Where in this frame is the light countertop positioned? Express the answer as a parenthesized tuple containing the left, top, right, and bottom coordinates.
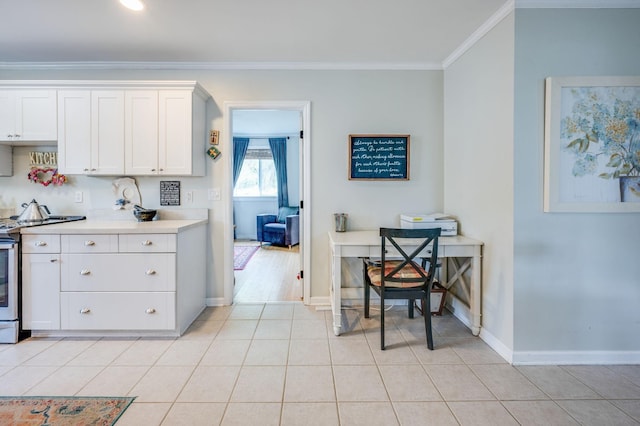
(20, 219, 207, 235)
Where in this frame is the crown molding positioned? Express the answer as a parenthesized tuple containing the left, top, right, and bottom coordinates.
(516, 0, 640, 7)
(0, 61, 442, 71)
(442, 0, 515, 69)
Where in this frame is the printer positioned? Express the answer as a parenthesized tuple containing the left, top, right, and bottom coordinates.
(399, 213, 458, 236)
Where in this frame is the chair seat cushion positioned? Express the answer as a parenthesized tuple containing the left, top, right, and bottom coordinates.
(367, 260, 428, 288)
(264, 223, 286, 232)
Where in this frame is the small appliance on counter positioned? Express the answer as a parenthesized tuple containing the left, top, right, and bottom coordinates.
(399, 213, 458, 236)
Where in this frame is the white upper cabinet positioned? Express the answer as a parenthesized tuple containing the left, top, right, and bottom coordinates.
(126, 88, 206, 176)
(158, 90, 192, 176)
(57, 90, 125, 175)
(124, 90, 159, 175)
(0, 90, 57, 143)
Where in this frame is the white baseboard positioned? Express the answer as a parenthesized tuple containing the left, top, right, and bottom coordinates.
(479, 327, 513, 363)
(308, 296, 330, 306)
(206, 297, 227, 307)
(512, 350, 640, 365)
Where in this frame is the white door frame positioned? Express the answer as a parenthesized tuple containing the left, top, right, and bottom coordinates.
(223, 101, 311, 305)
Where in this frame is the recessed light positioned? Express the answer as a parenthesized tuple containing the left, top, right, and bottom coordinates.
(120, 0, 144, 11)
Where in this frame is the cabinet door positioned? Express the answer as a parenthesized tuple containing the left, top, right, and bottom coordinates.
(159, 90, 192, 175)
(91, 90, 125, 174)
(0, 91, 16, 141)
(22, 253, 61, 330)
(57, 90, 91, 174)
(125, 90, 158, 175)
(16, 90, 57, 141)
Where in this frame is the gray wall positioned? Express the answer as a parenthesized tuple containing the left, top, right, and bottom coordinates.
(513, 8, 640, 362)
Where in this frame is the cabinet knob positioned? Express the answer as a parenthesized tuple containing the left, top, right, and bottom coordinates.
(91, 168, 96, 171)
(7, 134, 13, 138)
(35, 241, 47, 247)
(14, 134, 20, 138)
(83, 168, 89, 172)
(84, 240, 95, 246)
(151, 168, 156, 172)
(50, 258, 58, 263)
(142, 240, 153, 246)
(145, 269, 156, 275)
(159, 168, 164, 172)
(80, 269, 91, 275)
(80, 308, 91, 314)
(145, 308, 156, 314)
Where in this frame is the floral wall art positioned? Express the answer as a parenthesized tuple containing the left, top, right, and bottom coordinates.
(544, 76, 640, 212)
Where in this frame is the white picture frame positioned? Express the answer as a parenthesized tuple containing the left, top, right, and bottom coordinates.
(544, 76, 640, 213)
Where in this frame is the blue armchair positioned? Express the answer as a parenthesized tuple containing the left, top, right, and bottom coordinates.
(257, 206, 300, 248)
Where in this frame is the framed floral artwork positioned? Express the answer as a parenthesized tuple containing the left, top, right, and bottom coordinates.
(544, 76, 640, 212)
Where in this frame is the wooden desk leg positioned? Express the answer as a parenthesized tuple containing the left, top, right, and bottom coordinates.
(330, 244, 342, 336)
(471, 254, 482, 336)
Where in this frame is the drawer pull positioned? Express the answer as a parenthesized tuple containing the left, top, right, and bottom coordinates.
(50, 258, 58, 263)
(145, 308, 156, 314)
(145, 269, 156, 275)
(35, 241, 47, 247)
(80, 269, 91, 275)
(84, 240, 96, 246)
(80, 308, 91, 314)
(142, 240, 153, 246)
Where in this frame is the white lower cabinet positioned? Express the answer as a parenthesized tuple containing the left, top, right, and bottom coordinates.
(22, 253, 61, 330)
(22, 226, 205, 337)
(61, 292, 175, 330)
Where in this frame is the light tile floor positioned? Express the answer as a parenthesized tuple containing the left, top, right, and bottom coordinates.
(1, 303, 639, 425)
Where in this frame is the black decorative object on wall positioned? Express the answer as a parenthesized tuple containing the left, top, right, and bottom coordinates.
(348, 134, 410, 180)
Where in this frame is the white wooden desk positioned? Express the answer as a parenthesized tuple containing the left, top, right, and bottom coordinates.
(328, 230, 483, 336)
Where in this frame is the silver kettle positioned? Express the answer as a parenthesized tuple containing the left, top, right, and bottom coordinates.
(17, 199, 51, 222)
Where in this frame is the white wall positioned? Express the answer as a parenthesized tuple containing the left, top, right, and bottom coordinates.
(0, 69, 444, 304)
(513, 8, 640, 363)
(444, 13, 515, 356)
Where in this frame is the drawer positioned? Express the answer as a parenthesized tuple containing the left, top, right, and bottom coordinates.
(22, 235, 60, 253)
(61, 234, 119, 253)
(369, 244, 435, 259)
(60, 292, 175, 330)
(61, 253, 176, 292)
(119, 234, 176, 253)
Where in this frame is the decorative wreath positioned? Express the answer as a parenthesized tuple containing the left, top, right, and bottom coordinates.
(27, 167, 68, 187)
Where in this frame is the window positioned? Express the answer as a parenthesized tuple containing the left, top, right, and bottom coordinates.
(233, 148, 277, 197)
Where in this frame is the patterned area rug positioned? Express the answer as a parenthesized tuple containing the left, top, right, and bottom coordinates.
(234, 245, 259, 270)
(0, 396, 135, 425)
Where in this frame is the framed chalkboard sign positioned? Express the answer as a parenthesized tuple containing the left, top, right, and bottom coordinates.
(348, 134, 410, 180)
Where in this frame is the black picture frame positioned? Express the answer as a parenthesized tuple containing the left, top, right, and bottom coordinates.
(348, 134, 410, 180)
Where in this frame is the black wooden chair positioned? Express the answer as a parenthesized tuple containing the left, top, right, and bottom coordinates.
(363, 227, 441, 350)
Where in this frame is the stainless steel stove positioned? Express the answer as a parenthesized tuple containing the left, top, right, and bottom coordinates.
(0, 215, 86, 343)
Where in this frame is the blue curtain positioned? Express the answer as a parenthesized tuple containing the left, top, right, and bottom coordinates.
(233, 137, 250, 187)
(269, 138, 289, 208)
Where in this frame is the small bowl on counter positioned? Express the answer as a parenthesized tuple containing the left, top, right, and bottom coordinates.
(133, 205, 157, 222)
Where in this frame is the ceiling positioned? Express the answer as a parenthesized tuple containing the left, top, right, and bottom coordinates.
(0, 0, 510, 68)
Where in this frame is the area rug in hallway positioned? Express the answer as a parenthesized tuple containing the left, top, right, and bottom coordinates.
(0, 396, 135, 425)
(234, 245, 259, 270)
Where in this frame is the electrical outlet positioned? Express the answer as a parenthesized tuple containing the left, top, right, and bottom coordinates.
(186, 191, 194, 204)
(74, 191, 83, 203)
(208, 188, 221, 201)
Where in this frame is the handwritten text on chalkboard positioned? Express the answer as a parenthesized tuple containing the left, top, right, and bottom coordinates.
(349, 135, 410, 180)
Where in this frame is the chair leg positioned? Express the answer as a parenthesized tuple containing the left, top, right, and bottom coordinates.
(380, 291, 385, 350)
(423, 295, 434, 350)
(408, 299, 414, 319)
(363, 264, 370, 319)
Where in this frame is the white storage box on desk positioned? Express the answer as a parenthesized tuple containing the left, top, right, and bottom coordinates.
(399, 213, 458, 236)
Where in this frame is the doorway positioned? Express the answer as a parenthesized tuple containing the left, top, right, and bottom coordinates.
(223, 101, 311, 306)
